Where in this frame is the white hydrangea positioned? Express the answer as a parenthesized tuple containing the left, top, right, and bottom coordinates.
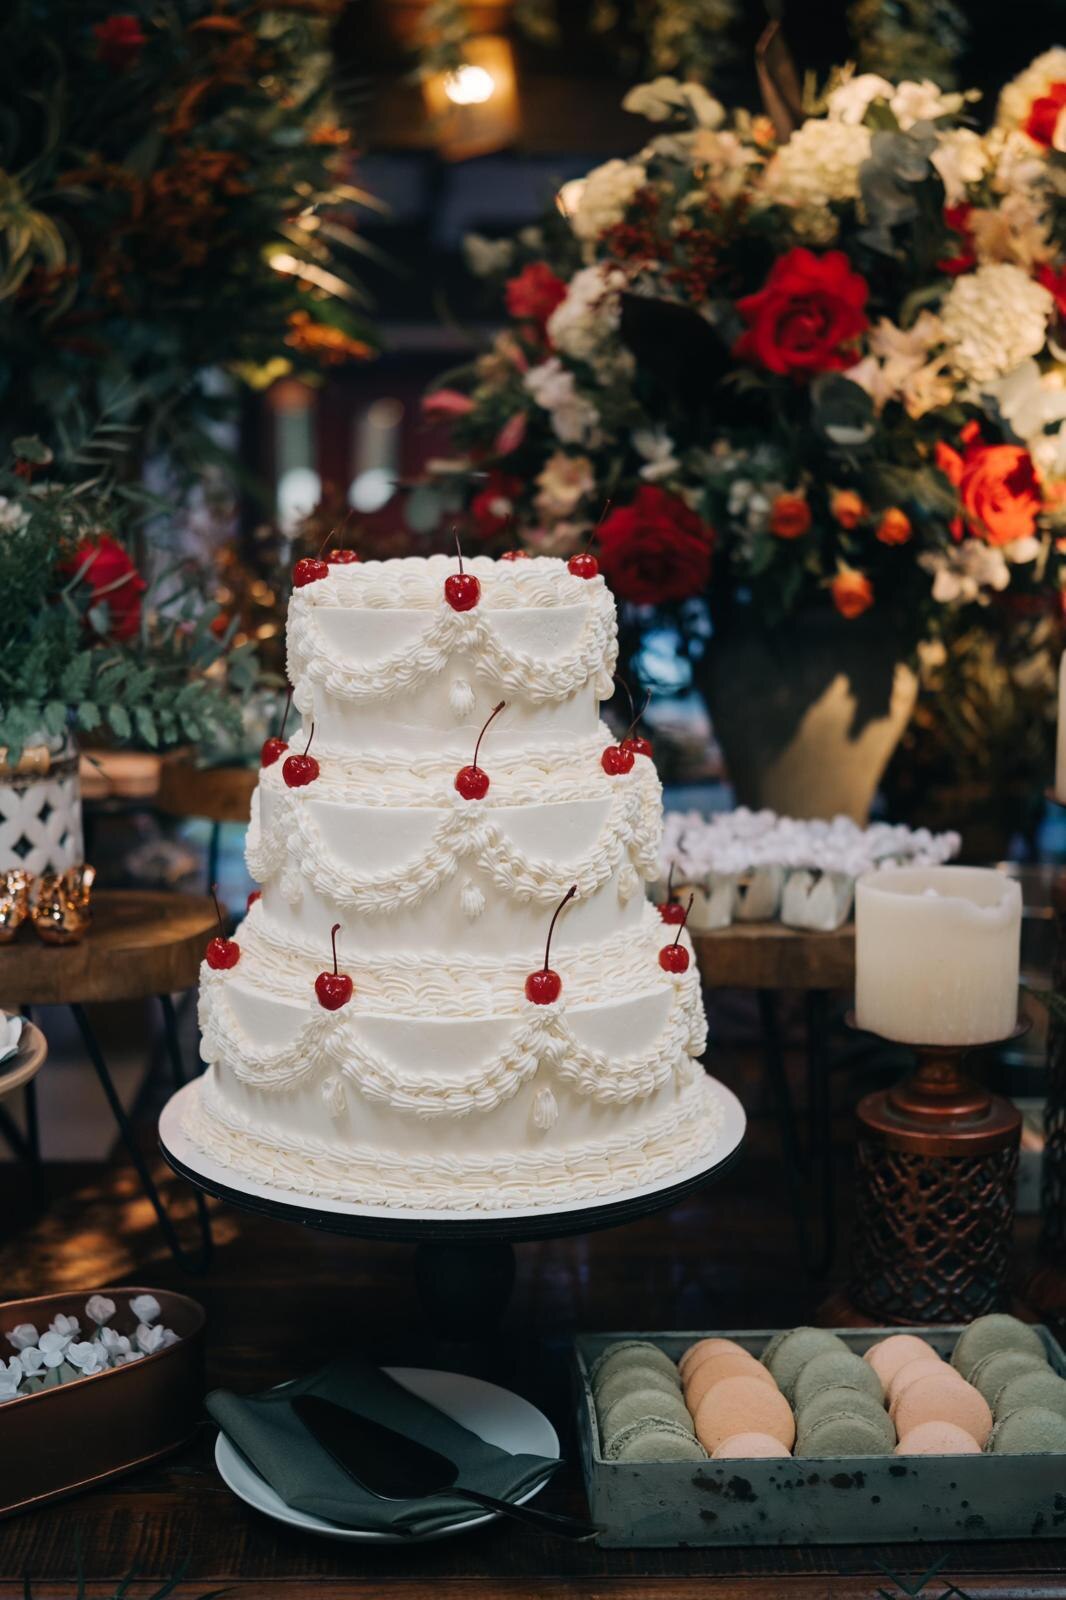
(572, 158, 647, 242)
(996, 48, 1066, 133)
(524, 358, 602, 446)
(931, 128, 989, 206)
(826, 73, 894, 125)
(827, 73, 962, 130)
(759, 118, 872, 211)
(545, 264, 629, 379)
(940, 263, 1054, 385)
(623, 77, 724, 129)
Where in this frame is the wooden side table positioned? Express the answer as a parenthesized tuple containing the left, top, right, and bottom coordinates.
(0, 891, 216, 1271)
(695, 921, 856, 1274)
(156, 756, 257, 888)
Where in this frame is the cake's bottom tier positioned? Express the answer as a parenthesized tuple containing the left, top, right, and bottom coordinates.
(180, 1060, 727, 1214)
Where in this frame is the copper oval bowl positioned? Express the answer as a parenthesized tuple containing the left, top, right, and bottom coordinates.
(0, 1286, 206, 1519)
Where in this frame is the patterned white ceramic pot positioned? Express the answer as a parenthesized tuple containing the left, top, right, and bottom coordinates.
(0, 731, 83, 875)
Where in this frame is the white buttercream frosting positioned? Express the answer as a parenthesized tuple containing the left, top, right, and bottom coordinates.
(187, 555, 721, 1213)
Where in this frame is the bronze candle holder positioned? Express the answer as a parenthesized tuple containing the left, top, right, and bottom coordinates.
(847, 1014, 1025, 1325)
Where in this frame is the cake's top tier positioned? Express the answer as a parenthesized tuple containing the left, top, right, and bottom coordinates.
(287, 555, 618, 760)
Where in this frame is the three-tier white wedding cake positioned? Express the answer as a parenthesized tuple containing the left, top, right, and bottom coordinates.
(180, 553, 728, 1214)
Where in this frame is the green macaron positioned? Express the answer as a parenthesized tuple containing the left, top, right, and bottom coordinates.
(793, 1349, 885, 1410)
(795, 1386, 892, 1437)
(599, 1384, 696, 1446)
(595, 1362, 681, 1417)
(989, 1404, 1066, 1454)
(590, 1340, 681, 1391)
(604, 1417, 708, 1462)
(968, 1348, 1047, 1404)
(950, 1315, 1046, 1382)
(993, 1368, 1066, 1422)
(765, 1327, 851, 1403)
(796, 1408, 896, 1458)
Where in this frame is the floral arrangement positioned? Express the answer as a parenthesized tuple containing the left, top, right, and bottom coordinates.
(0, 0, 377, 470)
(430, 55, 1066, 646)
(2, 1293, 179, 1400)
(0, 439, 257, 760)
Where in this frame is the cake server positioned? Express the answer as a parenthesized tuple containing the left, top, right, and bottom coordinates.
(291, 1394, 599, 1541)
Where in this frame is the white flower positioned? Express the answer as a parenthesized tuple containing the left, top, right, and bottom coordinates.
(846, 313, 953, 419)
(116, 1350, 146, 1365)
(996, 49, 1066, 134)
(37, 1331, 70, 1368)
(462, 234, 513, 277)
(931, 128, 988, 206)
(18, 1346, 45, 1376)
(66, 1341, 109, 1375)
(941, 263, 1054, 385)
(989, 128, 1051, 197)
(135, 1321, 178, 1355)
(572, 158, 647, 242)
(1005, 535, 1042, 564)
(535, 452, 595, 520)
(623, 76, 724, 129)
(7, 1322, 37, 1352)
(130, 1294, 161, 1325)
(50, 1313, 79, 1339)
(0, 1359, 22, 1402)
(760, 118, 872, 211)
(969, 192, 1053, 269)
(889, 80, 964, 129)
(632, 427, 680, 482)
(85, 1295, 116, 1327)
(826, 72, 894, 125)
(0, 496, 28, 534)
(546, 264, 626, 373)
(524, 359, 602, 446)
(100, 1327, 132, 1359)
(920, 542, 1011, 605)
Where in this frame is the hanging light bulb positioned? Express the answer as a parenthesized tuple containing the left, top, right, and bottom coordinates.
(443, 63, 496, 106)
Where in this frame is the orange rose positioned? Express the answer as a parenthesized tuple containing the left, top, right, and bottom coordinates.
(876, 508, 912, 546)
(959, 445, 1042, 547)
(831, 567, 873, 619)
(769, 493, 812, 539)
(830, 489, 865, 530)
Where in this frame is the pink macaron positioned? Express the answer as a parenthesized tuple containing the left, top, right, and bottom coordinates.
(886, 1355, 951, 1409)
(684, 1350, 776, 1415)
(893, 1370, 993, 1448)
(712, 1431, 792, 1459)
(694, 1375, 796, 1455)
(894, 1420, 981, 1455)
(863, 1334, 939, 1393)
(679, 1338, 749, 1382)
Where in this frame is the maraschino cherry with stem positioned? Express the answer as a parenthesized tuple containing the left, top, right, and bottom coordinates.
(658, 862, 686, 925)
(282, 723, 320, 788)
(659, 894, 694, 973)
(205, 884, 240, 970)
(445, 532, 481, 612)
(500, 550, 530, 562)
(260, 687, 293, 767)
(615, 678, 653, 760)
(326, 509, 360, 565)
(315, 922, 353, 1010)
(568, 497, 611, 579)
(455, 700, 506, 800)
(293, 515, 358, 586)
(525, 884, 577, 1005)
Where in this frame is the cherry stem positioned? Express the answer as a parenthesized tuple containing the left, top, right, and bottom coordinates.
(454, 529, 464, 576)
(543, 884, 577, 973)
(583, 497, 612, 554)
(329, 921, 341, 976)
(666, 860, 676, 903)
(277, 686, 292, 741)
(623, 690, 651, 746)
(302, 722, 315, 759)
(471, 701, 505, 774)
(672, 894, 694, 946)
(318, 509, 353, 557)
(211, 883, 226, 937)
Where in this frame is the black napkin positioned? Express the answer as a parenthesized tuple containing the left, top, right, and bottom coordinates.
(207, 1357, 559, 1534)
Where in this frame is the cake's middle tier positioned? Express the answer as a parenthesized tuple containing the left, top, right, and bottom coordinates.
(246, 740, 662, 962)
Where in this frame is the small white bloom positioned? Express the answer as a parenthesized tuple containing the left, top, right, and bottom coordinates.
(623, 76, 724, 129)
(462, 233, 513, 277)
(136, 1322, 167, 1355)
(969, 192, 1054, 269)
(535, 451, 595, 520)
(116, 1350, 146, 1365)
(130, 1294, 161, 1325)
(0, 496, 29, 535)
(759, 117, 872, 211)
(50, 1313, 79, 1339)
(546, 264, 627, 373)
(941, 264, 1054, 386)
(931, 128, 989, 206)
(67, 1341, 109, 1375)
(572, 158, 647, 242)
(18, 1346, 45, 1376)
(7, 1322, 38, 1351)
(37, 1331, 69, 1367)
(826, 72, 894, 125)
(524, 359, 602, 446)
(1005, 536, 1042, 564)
(100, 1327, 132, 1359)
(921, 542, 1011, 605)
(632, 427, 680, 481)
(85, 1295, 116, 1327)
(0, 1361, 21, 1401)
(889, 80, 964, 129)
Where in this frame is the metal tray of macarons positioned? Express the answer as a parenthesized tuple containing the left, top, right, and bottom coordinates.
(572, 1319, 1066, 1547)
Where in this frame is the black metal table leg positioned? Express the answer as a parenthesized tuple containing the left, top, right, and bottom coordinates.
(804, 989, 835, 1276)
(21, 1074, 46, 1213)
(69, 1001, 212, 1274)
(756, 987, 835, 1276)
(756, 989, 806, 1174)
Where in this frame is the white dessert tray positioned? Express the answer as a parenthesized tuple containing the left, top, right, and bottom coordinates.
(159, 1077, 746, 1239)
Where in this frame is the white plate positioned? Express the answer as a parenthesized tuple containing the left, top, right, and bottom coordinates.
(213, 1366, 560, 1544)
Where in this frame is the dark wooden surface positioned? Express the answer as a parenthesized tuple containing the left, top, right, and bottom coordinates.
(0, 1038, 1062, 1600)
(156, 756, 257, 824)
(695, 922, 855, 991)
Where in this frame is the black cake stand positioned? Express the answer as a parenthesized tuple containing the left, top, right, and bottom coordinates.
(159, 1079, 745, 1334)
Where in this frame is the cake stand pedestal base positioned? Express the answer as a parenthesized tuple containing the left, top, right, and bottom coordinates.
(159, 1079, 745, 1336)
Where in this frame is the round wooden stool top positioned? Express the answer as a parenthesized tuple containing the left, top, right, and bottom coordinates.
(0, 891, 215, 1007)
(694, 921, 855, 991)
(0, 1019, 47, 1100)
(156, 756, 257, 824)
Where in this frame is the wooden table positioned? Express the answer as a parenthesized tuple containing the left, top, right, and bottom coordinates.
(156, 756, 257, 887)
(693, 922, 855, 991)
(0, 891, 215, 1270)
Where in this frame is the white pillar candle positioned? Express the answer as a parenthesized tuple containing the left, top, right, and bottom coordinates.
(855, 866, 1021, 1046)
(1057, 652, 1066, 804)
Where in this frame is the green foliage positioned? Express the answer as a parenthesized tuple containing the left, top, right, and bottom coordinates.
(848, 0, 969, 90)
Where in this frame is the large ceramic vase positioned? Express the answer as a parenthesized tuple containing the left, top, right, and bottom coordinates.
(697, 610, 918, 823)
(0, 731, 83, 874)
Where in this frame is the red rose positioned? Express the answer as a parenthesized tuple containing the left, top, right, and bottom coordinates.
(597, 486, 713, 606)
(63, 535, 146, 641)
(505, 263, 568, 332)
(937, 205, 977, 277)
(936, 432, 1043, 547)
(92, 14, 147, 70)
(470, 472, 523, 540)
(1037, 263, 1066, 319)
(734, 248, 869, 377)
(1024, 82, 1066, 148)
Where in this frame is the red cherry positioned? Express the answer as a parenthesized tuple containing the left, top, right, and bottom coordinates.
(500, 550, 531, 562)
(568, 552, 599, 579)
(247, 890, 261, 910)
(315, 922, 353, 1010)
(283, 724, 320, 788)
(525, 884, 577, 1005)
(445, 533, 480, 611)
(659, 899, 686, 924)
(613, 679, 652, 762)
(326, 548, 361, 564)
(623, 734, 654, 759)
(293, 557, 328, 588)
(260, 736, 288, 767)
(455, 700, 505, 802)
(658, 893, 694, 973)
(601, 744, 635, 776)
(205, 885, 240, 970)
